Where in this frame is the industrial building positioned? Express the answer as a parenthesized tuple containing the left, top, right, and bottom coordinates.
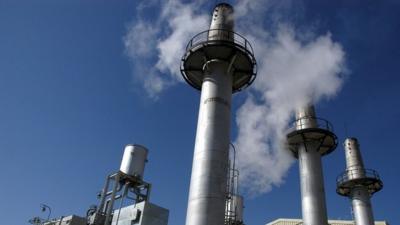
(266, 218, 389, 225)
(286, 105, 337, 225)
(33, 144, 169, 225)
(29, 3, 386, 225)
(181, 3, 256, 225)
(336, 138, 383, 225)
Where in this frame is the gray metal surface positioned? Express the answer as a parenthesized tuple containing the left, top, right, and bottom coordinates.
(208, 3, 234, 41)
(352, 186, 375, 225)
(336, 139, 382, 197)
(293, 105, 329, 225)
(295, 105, 318, 129)
(226, 194, 244, 222)
(111, 201, 169, 225)
(120, 144, 148, 178)
(344, 138, 366, 180)
(184, 3, 240, 225)
(43, 215, 86, 225)
(342, 138, 376, 225)
(185, 59, 232, 225)
(180, 3, 257, 93)
(298, 142, 328, 225)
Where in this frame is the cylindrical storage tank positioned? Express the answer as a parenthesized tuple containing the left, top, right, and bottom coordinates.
(119, 144, 148, 178)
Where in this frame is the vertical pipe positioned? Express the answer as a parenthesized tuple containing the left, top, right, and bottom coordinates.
(352, 186, 375, 225)
(298, 144, 328, 225)
(295, 105, 317, 129)
(185, 60, 232, 225)
(296, 105, 329, 225)
(185, 4, 234, 225)
(104, 174, 120, 225)
(344, 138, 375, 225)
(208, 3, 234, 41)
(115, 184, 129, 225)
(344, 138, 366, 179)
(98, 174, 112, 213)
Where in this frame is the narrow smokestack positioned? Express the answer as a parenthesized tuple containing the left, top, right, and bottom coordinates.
(181, 3, 256, 225)
(337, 138, 383, 225)
(287, 104, 337, 225)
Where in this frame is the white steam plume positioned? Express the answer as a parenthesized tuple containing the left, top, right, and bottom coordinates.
(234, 26, 346, 195)
(123, 0, 209, 98)
(124, 0, 347, 195)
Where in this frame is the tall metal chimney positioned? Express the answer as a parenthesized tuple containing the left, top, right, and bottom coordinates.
(181, 3, 256, 225)
(287, 105, 337, 225)
(336, 138, 383, 225)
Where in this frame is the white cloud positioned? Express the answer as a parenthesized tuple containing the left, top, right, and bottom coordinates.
(124, 21, 159, 58)
(124, 0, 347, 196)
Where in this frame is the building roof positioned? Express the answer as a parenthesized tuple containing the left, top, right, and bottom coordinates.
(266, 218, 389, 225)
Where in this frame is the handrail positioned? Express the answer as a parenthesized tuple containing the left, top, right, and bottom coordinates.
(288, 116, 335, 132)
(336, 168, 381, 185)
(186, 29, 255, 57)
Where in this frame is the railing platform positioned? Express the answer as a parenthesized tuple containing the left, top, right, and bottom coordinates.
(336, 168, 383, 196)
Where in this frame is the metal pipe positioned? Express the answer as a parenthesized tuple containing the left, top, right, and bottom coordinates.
(185, 4, 235, 225)
(40, 204, 52, 221)
(298, 143, 328, 225)
(230, 143, 237, 196)
(98, 174, 112, 214)
(344, 138, 375, 225)
(185, 59, 233, 225)
(104, 173, 120, 225)
(58, 216, 64, 225)
(296, 105, 329, 225)
(344, 138, 366, 179)
(352, 186, 375, 225)
(208, 3, 234, 42)
(115, 183, 129, 225)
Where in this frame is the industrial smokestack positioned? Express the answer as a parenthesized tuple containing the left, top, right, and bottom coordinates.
(336, 138, 383, 225)
(181, 3, 256, 225)
(287, 105, 337, 225)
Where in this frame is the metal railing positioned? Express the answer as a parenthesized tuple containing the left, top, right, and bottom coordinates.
(288, 116, 334, 132)
(186, 29, 255, 57)
(336, 168, 381, 185)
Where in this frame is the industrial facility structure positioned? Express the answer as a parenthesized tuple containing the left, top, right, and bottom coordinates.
(286, 105, 338, 225)
(181, 3, 256, 225)
(336, 138, 383, 225)
(34, 144, 169, 225)
(266, 218, 389, 225)
(29, 2, 386, 225)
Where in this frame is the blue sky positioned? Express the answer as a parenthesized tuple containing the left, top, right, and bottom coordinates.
(0, 0, 399, 225)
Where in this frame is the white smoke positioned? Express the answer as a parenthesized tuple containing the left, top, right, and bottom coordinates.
(123, 0, 209, 98)
(124, 0, 347, 195)
(234, 26, 346, 195)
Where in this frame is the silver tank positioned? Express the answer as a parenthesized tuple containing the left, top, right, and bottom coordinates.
(296, 105, 329, 225)
(119, 144, 148, 178)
